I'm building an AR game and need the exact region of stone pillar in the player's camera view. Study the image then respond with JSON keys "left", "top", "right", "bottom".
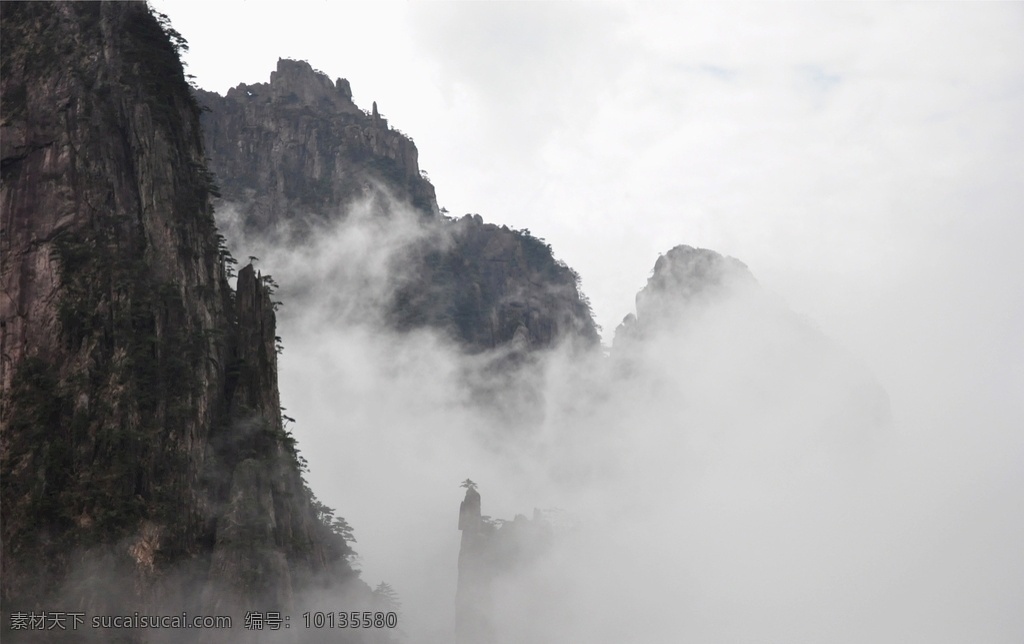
{"left": 456, "top": 486, "right": 492, "bottom": 643}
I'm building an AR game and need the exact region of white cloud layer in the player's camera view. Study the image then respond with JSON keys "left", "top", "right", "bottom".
{"left": 155, "top": 2, "right": 1024, "bottom": 641}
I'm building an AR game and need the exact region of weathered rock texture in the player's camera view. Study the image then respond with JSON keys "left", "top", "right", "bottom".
{"left": 197, "top": 61, "right": 600, "bottom": 354}
{"left": 197, "top": 58, "right": 438, "bottom": 236}
{"left": 1, "top": 4, "right": 364, "bottom": 641}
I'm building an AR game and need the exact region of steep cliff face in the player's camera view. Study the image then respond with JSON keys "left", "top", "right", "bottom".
{"left": 197, "top": 60, "right": 599, "bottom": 354}
{"left": 1, "top": 0, "right": 229, "bottom": 611}
{"left": 1, "top": 3, "right": 361, "bottom": 638}
{"left": 197, "top": 58, "right": 438, "bottom": 235}
{"left": 203, "top": 264, "right": 362, "bottom": 621}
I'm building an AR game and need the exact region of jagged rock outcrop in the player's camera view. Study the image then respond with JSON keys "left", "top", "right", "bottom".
{"left": 1, "top": 4, "right": 364, "bottom": 640}
{"left": 456, "top": 486, "right": 491, "bottom": 644}
{"left": 198, "top": 61, "right": 599, "bottom": 355}
{"left": 455, "top": 485, "right": 554, "bottom": 644}
{"left": 198, "top": 62, "right": 600, "bottom": 354}
{"left": 196, "top": 58, "right": 438, "bottom": 236}
{"left": 202, "top": 264, "right": 362, "bottom": 624}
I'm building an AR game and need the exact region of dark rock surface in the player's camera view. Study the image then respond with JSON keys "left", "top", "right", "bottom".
{"left": 197, "top": 58, "right": 438, "bottom": 236}
{"left": 392, "top": 214, "right": 600, "bottom": 353}
{"left": 197, "top": 60, "right": 600, "bottom": 355}
{"left": 0, "top": 4, "right": 367, "bottom": 640}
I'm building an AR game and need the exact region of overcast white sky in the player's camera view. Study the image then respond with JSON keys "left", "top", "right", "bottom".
{"left": 153, "top": 1, "right": 1022, "bottom": 352}
{"left": 151, "top": 2, "right": 1024, "bottom": 641}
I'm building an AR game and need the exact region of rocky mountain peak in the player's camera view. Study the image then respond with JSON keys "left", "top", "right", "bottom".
{"left": 226, "top": 58, "right": 361, "bottom": 117}
{"left": 198, "top": 58, "right": 438, "bottom": 233}
{"left": 646, "top": 244, "right": 755, "bottom": 304}
{"left": 199, "top": 60, "right": 598, "bottom": 356}
{"left": 614, "top": 243, "right": 891, "bottom": 432}
{"left": 616, "top": 244, "right": 756, "bottom": 344}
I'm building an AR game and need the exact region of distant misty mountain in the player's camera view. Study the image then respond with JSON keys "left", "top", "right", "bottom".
{"left": 615, "top": 244, "right": 891, "bottom": 435}
{"left": 196, "top": 60, "right": 888, "bottom": 434}
{"left": 197, "top": 59, "right": 599, "bottom": 354}
{"left": 615, "top": 244, "right": 757, "bottom": 345}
